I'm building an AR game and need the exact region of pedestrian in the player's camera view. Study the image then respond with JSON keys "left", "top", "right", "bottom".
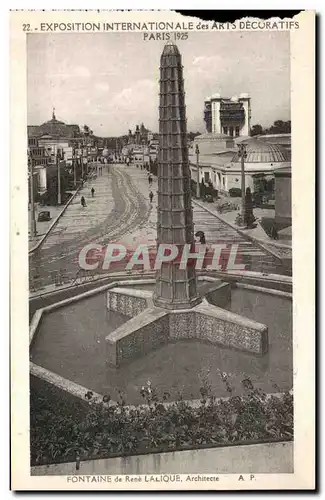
{"left": 271, "top": 224, "right": 279, "bottom": 240}
{"left": 148, "top": 174, "right": 152, "bottom": 185}
{"left": 149, "top": 190, "right": 154, "bottom": 203}
{"left": 91, "top": 187, "right": 95, "bottom": 198}
{"left": 81, "top": 196, "right": 86, "bottom": 207}
{"left": 195, "top": 230, "right": 206, "bottom": 244}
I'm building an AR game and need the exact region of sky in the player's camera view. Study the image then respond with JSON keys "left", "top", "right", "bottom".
{"left": 27, "top": 31, "right": 290, "bottom": 137}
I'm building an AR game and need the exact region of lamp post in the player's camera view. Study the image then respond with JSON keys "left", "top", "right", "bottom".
{"left": 238, "top": 143, "right": 247, "bottom": 220}
{"left": 73, "top": 149, "right": 77, "bottom": 189}
{"left": 56, "top": 145, "right": 62, "bottom": 205}
{"left": 142, "top": 140, "right": 145, "bottom": 169}
{"left": 81, "top": 149, "right": 84, "bottom": 180}
{"left": 28, "top": 152, "right": 37, "bottom": 237}
{"left": 195, "top": 143, "right": 200, "bottom": 199}
{"left": 83, "top": 128, "right": 89, "bottom": 176}
{"left": 86, "top": 144, "right": 89, "bottom": 175}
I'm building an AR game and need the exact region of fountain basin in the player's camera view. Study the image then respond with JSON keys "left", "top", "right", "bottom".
{"left": 30, "top": 277, "right": 292, "bottom": 405}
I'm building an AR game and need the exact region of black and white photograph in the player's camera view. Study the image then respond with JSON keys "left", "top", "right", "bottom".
{"left": 10, "top": 9, "right": 315, "bottom": 490}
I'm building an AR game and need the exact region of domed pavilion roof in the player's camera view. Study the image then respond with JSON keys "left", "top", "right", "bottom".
{"left": 231, "top": 138, "right": 290, "bottom": 163}
{"left": 28, "top": 109, "right": 81, "bottom": 139}
{"left": 195, "top": 133, "right": 231, "bottom": 142}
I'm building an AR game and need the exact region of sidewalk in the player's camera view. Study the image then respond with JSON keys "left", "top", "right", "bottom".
{"left": 195, "top": 198, "right": 292, "bottom": 260}
{"left": 40, "top": 166, "right": 113, "bottom": 250}
{"left": 28, "top": 203, "right": 64, "bottom": 251}
{"left": 112, "top": 167, "right": 292, "bottom": 266}
{"left": 220, "top": 207, "right": 292, "bottom": 247}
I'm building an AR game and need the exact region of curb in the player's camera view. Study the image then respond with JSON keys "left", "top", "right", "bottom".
{"left": 193, "top": 200, "right": 292, "bottom": 258}
{"left": 252, "top": 240, "right": 292, "bottom": 262}
{"left": 29, "top": 271, "right": 156, "bottom": 300}
{"left": 29, "top": 267, "right": 292, "bottom": 302}
{"left": 30, "top": 359, "right": 293, "bottom": 415}
{"left": 28, "top": 185, "right": 82, "bottom": 255}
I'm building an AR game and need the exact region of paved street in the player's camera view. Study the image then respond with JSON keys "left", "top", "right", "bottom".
{"left": 29, "top": 163, "right": 151, "bottom": 289}
{"left": 29, "top": 163, "right": 291, "bottom": 291}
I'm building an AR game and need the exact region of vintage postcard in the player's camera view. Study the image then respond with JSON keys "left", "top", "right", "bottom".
{"left": 10, "top": 9, "right": 315, "bottom": 490}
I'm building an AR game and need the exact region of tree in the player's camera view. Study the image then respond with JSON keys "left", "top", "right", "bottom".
{"left": 188, "top": 131, "right": 202, "bottom": 141}
{"left": 267, "top": 120, "right": 291, "bottom": 134}
{"left": 253, "top": 173, "right": 267, "bottom": 193}
{"left": 150, "top": 157, "right": 158, "bottom": 176}
{"left": 251, "top": 124, "right": 264, "bottom": 136}
{"left": 250, "top": 120, "right": 291, "bottom": 136}
{"left": 244, "top": 187, "right": 255, "bottom": 228}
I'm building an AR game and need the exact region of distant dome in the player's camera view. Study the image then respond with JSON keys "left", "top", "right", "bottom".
{"left": 230, "top": 95, "right": 239, "bottom": 102}
{"left": 195, "top": 132, "right": 230, "bottom": 141}
{"left": 38, "top": 117, "right": 67, "bottom": 138}
{"left": 193, "top": 133, "right": 235, "bottom": 155}
{"left": 231, "top": 139, "right": 290, "bottom": 163}
{"left": 36, "top": 115, "right": 80, "bottom": 139}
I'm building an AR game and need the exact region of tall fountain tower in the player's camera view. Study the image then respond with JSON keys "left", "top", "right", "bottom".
{"left": 104, "top": 42, "right": 268, "bottom": 367}
{"left": 153, "top": 42, "right": 202, "bottom": 310}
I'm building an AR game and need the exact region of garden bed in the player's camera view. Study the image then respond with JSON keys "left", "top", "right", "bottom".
{"left": 30, "top": 375, "right": 293, "bottom": 467}
{"left": 260, "top": 217, "right": 291, "bottom": 238}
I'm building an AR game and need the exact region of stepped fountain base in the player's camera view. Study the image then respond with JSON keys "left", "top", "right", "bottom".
{"left": 106, "top": 283, "right": 268, "bottom": 366}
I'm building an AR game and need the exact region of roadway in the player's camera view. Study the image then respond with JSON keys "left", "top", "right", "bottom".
{"left": 29, "top": 163, "right": 291, "bottom": 296}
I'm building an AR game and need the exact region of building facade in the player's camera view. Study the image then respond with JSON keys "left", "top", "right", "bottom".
{"left": 189, "top": 138, "right": 291, "bottom": 196}
{"left": 204, "top": 93, "right": 251, "bottom": 137}
{"left": 28, "top": 137, "right": 52, "bottom": 198}
{"left": 128, "top": 123, "right": 152, "bottom": 146}
{"left": 28, "top": 111, "right": 87, "bottom": 201}
{"left": 28, "top": 110, "right": 84, "bottom": 166}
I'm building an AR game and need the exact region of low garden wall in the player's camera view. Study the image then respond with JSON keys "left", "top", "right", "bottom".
{"left": 30, "top": 372, "right": 293, "bottom": 468}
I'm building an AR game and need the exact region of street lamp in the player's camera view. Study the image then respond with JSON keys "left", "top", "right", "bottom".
{"left": 56, "top": 146, "right": 62, "bottom": 205}
{"left": 73, "top": 149, "right": 77, "bottom": 189}
{"left": 81, "top": 146, "right": 84, "bottom": 180}
{"left": 83, "top": 128, "right": 90, "bottom": 176}
{"left": 237, "top": 143, "right": 248, "bottom": 220}
{"left": 195, "top": 144, "right": 200, "bottom": 199}
{"left": 86, "top": 144, "right": 89, "bottom": 175}
{"left": 142, "top": 140, "right": 145, "bottom": 169}
{"left": 28, "top": 152, "right": 37, "bottom": 237}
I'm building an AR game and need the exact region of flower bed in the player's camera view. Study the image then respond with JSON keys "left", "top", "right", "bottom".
{"left": 30, "top": 375, "right": 293, "bottom": 467}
